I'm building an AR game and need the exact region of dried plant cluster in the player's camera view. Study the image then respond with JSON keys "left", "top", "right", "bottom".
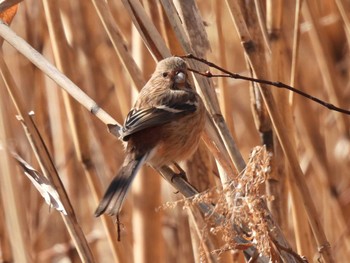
{"left": 177, "top": 146, "right": 272, "bottom": 259}
{"left": 229, "top": 147, "right": 272, "bottom": 257}
{"left": 0, "top": 1, "right": 350, "bottom": 263}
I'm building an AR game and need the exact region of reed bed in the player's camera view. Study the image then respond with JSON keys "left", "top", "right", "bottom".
{"left": 0, "top": 1, "right": 349, "bottom": 262}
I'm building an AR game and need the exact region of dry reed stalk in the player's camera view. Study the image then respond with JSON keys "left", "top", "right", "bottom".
{"left": 0, "top": 79, "right": 32, "bottom": 263}
{"left": 223, "top": 2, "right": 300, "bottom": 262}
{"left": 265, "top": 0, "right": 289, "bottom": 231}
{"left": 291, "top": 96, "right": 325, "bottom": 259}
{"left": 290, "top": 0, "right": 302, "bottom": 88}
{"left": 130, "top": 27, "right": 163, "bottom": 263}
{"left": 287, "top": 1, "right": 315, "bottom": 258}
{"left": 165, "top": 1, "right": 238, "bottom": 182}
{"left": 0, "top": 199, "right": 12, "bottom": 262}
{"left": 131, "top": 166, "right": 163, "bottom": 263}
{"left": 302, "top": 1, "right": 348, "bottom": 134}
{"left": 187, "top": 207, "right": 219, "bottom": 263}
{"left": 173, "top": 0, "right": 211, "bottom": 57}
{"left": 297, "top": 94, "right": 350, "bottom": 254}
{"left": 300, "top": 0, "right": 350, "bottom": 256}
{"left": 335, "top": 0, "right": 350, "bottom": 37}
{"left": 159, "top": 3, "right": 183, "bottom": 55}
{"left": 168, "top": 4, "right": 240, "bottom": 262}
{"left": 214, "top": 0, "right": 238, "bottom": 140}
{"left": 175, "top": 210, "right": 197, "bottom": 263}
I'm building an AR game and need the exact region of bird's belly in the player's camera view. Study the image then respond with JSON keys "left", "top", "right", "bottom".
{"left": 148, "top": 113, "right": 205, "bottom": 167}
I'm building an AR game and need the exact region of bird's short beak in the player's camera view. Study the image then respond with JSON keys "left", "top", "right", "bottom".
{"left": 173, "top": 71, "right": 186, "bottom": 84}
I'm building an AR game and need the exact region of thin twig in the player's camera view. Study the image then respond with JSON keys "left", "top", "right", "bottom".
{"left": 182, "top": 54, "right": 350, "bottom": 115}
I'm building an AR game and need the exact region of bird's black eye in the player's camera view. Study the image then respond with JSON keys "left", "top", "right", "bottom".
{"left": 162, "top": 72, "right": 168, "bottom": 78}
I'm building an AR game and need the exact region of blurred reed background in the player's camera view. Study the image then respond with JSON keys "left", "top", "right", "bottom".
{"left": 0, "top": 0, "right": 350, "bottom": 262}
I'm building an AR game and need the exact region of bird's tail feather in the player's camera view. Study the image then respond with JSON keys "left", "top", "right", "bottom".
{"left": 95, "top": 154, "right": 148, "bottom": 217}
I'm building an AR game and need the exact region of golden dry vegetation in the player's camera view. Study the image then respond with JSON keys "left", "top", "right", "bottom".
{"left": 0, "top": 0, "right": 350, "bottom": 263}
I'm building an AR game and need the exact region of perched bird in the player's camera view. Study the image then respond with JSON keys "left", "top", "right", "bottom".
{"left": 95, "top": 57, "right": 206, "bottom": 217}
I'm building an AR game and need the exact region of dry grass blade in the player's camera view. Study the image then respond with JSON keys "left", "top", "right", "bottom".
{"left": 11, "top": 151, "right": 66, "bottom": 215}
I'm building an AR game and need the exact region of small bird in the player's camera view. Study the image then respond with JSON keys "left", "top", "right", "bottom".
{"left": 95, "top": 57, "right": 206, "bottom": 217}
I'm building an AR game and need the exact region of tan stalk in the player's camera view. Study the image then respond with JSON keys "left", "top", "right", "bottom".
{"left": 183, "top": 142, "right": 214, "bottom": 263}
{"left": 335, "top": 0, "right": 350, "bottom": 45}
{"left": 254, "top": 0, "right": 271, "bottom": 53}
{"left": 0, "top": 205, "right": 12, "bottom": 262}
{"left": 0, "top": 75, "right": 32, "bottom": 263}
{"left": 290, "top": 0, "right": 302, "bottom": 88}
{"left": 288, "top": 0, "right": 314, "bottom": 259}
{"left": 297, "top": 96, "right": 350, "bottom": 253}
{"left": 302, "top": 1, "right": 348, "bottom": 134}
{"left": 266, "top": 0, "right": 289, "bottom": 231}
{"left": 214, "top": 0, "right": 237, "bottom": 139}
{"left": 225, "top": 1, "right": 334, "bottom": 262}
{"left": 131, "top": 22, "right": 163, "bottom": 263}
{"left": 187, "top": 207, "right": 219, "bottom": 263}
{"left": 290, "top": 1, "right": 315, "bottom": 259}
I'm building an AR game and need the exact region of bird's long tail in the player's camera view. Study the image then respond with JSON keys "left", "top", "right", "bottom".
{"left": 95, "top": 154, "right": 148, "bottom": 217}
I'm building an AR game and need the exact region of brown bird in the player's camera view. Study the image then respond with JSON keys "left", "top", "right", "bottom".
{"left": 95, "top": 57, "right": 206, "bottom": 217}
